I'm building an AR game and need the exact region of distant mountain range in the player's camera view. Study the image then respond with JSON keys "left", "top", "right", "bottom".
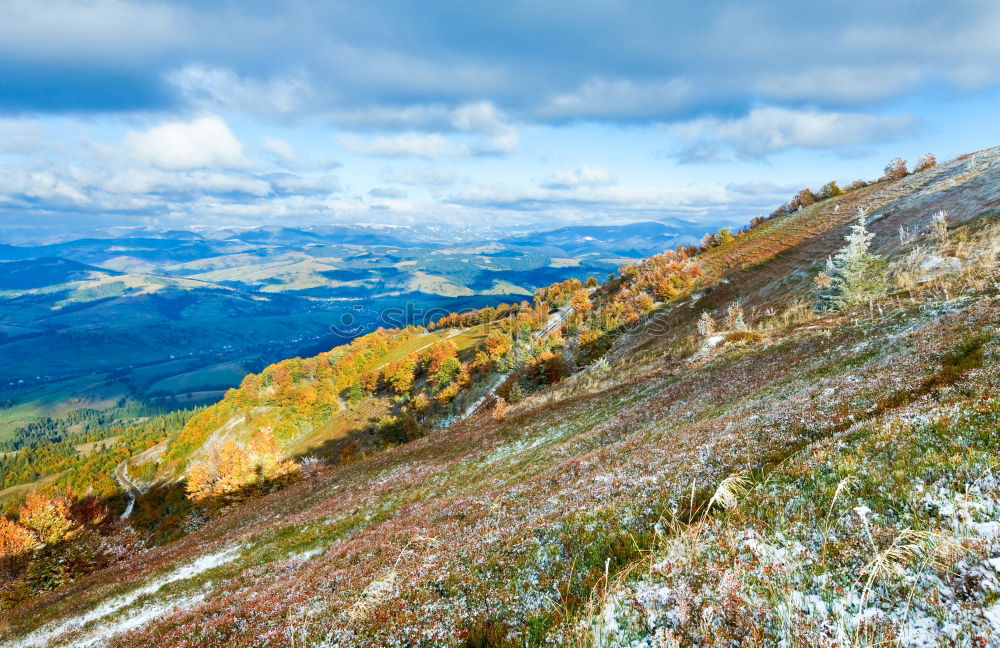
{"left": 0, "top": 219, "right": 717, "bottom": 433}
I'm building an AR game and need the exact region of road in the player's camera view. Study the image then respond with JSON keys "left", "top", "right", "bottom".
{"left": 450, "top": 301, "right": 576, "bottom": 424}
{"left": 115, "top": 461, "right": 143, "bottom": 519}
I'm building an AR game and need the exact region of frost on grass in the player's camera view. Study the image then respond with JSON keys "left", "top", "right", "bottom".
{"left": 10, "top": 546, "right": 241, "bottom": 648}
{"left": 582, "top": 402, "right": 1000, "bottom": 647}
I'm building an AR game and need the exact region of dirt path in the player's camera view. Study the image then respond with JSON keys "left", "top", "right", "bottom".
{"left": 115, "top": 461, "right": 142, "bottom": 519}
{"left": 451, "top": 301, "right": 576, "bottom": 423}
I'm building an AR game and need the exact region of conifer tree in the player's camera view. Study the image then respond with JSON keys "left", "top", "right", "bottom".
{"left": 815, "top": 208, "right": 887, "bottom": 311}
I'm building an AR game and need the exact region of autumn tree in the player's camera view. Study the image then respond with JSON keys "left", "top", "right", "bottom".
{"left": 723, "top": 303, "right": 748, "bottom": 331}
{"left": 434, "top": 356, "right": 461, "bottom": 388}
{"left": 248, "top": 427, "right": 297, "bottom": 481}
{"left": 213, "top": 439, "right": 257, "bottom": 497}
{"left": 185, "top": 461, "right": 215, "bottom": 502}
{"left": 383, "top": 353, "right": 418, "bottom": 395}
{"left": 931, "top": 210, "right": 949, "bottom": 246}
{"left": 914, "top": 153, "right": 936, "bottom": 172}
{"left": 492, "top": 397, "right": 508, "bottom": 421}
{"left": 818, "top": 181, "right": 841, "bottom": 199}
{"left": 18, "top": 492, "right": 76, "bottom": 545}
{"left": 797, "top": 188, "right": 817, "bottom": 207}
{"left": 423, "top": 339, "right": 458, "bottom": 376}
{"left": 484, "top": 332, "right": 512, "bottom": 360}
{"left": 0, "top": 517, "right": 39, "bottom": 559}
{"left": 881, "top": 157, "right": 908, "bottom": 181}
{"left": 570, "top": 289, "right": 593, "bottom": 316}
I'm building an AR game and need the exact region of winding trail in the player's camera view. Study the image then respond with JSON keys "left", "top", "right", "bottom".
{"left": 450, "top": 301, "right": 576, "bottom": 424}
{"left": 115, "top": 461, "right": 143, "bottom": 519}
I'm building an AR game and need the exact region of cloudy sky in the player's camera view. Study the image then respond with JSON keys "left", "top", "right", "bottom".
{"left": 2, "top": 0, "right": 1000, "bottom": 238}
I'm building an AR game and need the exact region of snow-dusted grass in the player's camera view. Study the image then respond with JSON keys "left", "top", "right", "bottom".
{"left": 574, "top": 399, "right": 1000, "bottom": 647}
{"left": 10, "top": 546, "right": 241, "bottom": 648}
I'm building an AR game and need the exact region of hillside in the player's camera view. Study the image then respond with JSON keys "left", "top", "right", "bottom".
{"left": 2, "top": 148, "right": 1000, "bottom": 647}
{"left": 0, "top": 220, "right": 711, "bottom": 432}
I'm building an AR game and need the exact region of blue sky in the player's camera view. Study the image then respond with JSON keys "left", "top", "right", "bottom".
{"left": 1, "top": 0, "right": 999, "bottom": 238}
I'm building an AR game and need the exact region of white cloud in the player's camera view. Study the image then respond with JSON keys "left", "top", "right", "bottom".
{"left": 0, "top": 168, "right": 90, "bottom": 205}
{"left": 755, "top": 65, "right": 925, "bottom": 104}
{"left": 124, "top": 115, "right": 249, "bottom": 170}
{"left": 543, "top": 165, "right": 616, "bottom": 188}
{"left": 338, "top": 132, "right": 463, "bottom": 159}
{"left": 105, "top": 168, "right": 271, "bottom": 197}
{"left": 0, "top": 0, "right": 182, "bottom": 62}
{"left": 167, "top": 65, "right": 312, "bottom": 116}
{"left": 269, "top": 173, "right": 341, "bottom": 195}
{"left": 448, "top": 179, "right": 790, "bottom": 223}
{"left": 0, "top": 118, "right": 47, "bottom": 154}
{"left": 380, "top": 166, "right": 464, "bottom": 187}
{"left": 261, "top": 137, "right": 297, "bottom": 164}
{"left": 667, "top": 106, "right": 918, "bottom": 162}
{"left": 541, "top": 77, "right": 692, "bottom": 121}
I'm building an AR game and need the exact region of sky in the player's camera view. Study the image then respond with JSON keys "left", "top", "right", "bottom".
{"left": 2, "top": 0, "right": 1000, "bottom": 239}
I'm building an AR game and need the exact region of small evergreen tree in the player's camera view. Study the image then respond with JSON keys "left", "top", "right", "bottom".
{"left": 724, "top": 303, "right": 748, "bottom": 331}
{"left": 697, "top": 311, "right": 716, "bottom": 339}
{"left": 815, "top": 208, "right": 887, "bottom": 311}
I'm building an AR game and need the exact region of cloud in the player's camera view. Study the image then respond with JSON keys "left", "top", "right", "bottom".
{"left": 336, "top": 101, "right": 519, "bottom": 158}
{"left": 369, "top": 187, "right": 407, "bottom": 199}
{"left": 124, "top": 115, "right": 249, "bottom": 170}
{"left": 105, "top": 169, "right": 271, "bottom": 197}
{"left": 380, "top": 166, "right": 464, "bottom": 187}
{"left": 540, "top": 78, "right": 693, "bottom": 122}
{"left": 2, "top": 1, "right": 1000, "bottom": 123}
{"left": 167, "top": 65, "right": 313, "bottom": 117}
{"left": 338, "top": 132, "right": 461, "bottom": 159}
{"left": 0, "top": 118, "right": 47, "bottom": 154}
{"left": 268, "top": 173, "right": 341, "bottom": 195}
{"left": 543, "top": 165, "right": 616, "bottom": 189}
{"left": 261, "top": 137, "right": 297, "bottom": 165}
{"left": 447, "top": 177, "right": 792, "bottom": 226}
{"left": 666, "top": 106, "right": 919, "bottom": 162}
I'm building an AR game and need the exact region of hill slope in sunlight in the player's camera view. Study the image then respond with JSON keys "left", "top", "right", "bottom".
{"left": 3, "top": 148, "right": 1000, "bottom": 647}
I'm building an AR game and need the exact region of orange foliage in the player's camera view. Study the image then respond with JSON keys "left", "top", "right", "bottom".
{"left": 0, "top": 517, "right": 39, "bottom": 558}
{"left": 18, "top": 491, "right": 76, "bottom": 545}
{"left": 484, "top": 332, "right": 513, "bottom": 360}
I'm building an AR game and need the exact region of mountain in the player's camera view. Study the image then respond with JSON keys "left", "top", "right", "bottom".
{"left": 500, "top": 220, "right": 708, "bottom": 257}
{"left": 0, "top": 258, "right": 120, "bottom": 290}
{"left": 3, "top": 147, "right": 1000, "bottom": 646}
{"left": 0, "top": 220, "right": 713, "bottom": 432}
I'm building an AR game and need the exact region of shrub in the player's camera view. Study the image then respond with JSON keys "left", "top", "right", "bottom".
{"left": 881, "top": 157, "right": 908, "bottom": 181}
{"left": 914, "top": 153, "right": 937, "bottom": 172}
{"left": 931, "top": 210, "right": 949, "bottom": 246}
{"left": 818, "top": 181, "right": 842, "bottom": 199}
{"left": 797, "top": 188, "right": 816, "bottom": 207}
{"left": 723, "top": 303, "right": 748, "bottom": 331}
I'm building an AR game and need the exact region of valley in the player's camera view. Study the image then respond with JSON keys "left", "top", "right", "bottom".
{"left": 0, "top": 220, "right": 711, "bottom": 436}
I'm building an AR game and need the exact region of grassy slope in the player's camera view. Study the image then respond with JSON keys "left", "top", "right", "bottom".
{"left": 4, "top": 148, "right": 1000, "bottom": 647}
